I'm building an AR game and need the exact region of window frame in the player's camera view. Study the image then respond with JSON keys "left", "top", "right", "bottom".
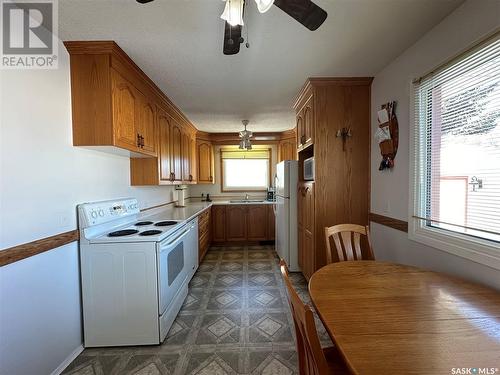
{"left": 220, "top": 148, "right": 272, "bottom": 192}
{"left": 409, "top": 33, "right": 500, "bottom": 271}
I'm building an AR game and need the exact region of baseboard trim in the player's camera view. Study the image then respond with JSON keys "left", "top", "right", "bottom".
{"left": 51, "top": 344, "right": 84, "bottom": 375}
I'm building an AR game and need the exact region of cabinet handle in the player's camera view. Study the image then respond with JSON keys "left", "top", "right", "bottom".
{"left": 189, "top": 174, "right": 193, "bottom": 182}
{"left": 137, "top": 133, "right": 141, "bottom": 147}
{"left": 140, "top": 135, "right": 145, "bottom": 148}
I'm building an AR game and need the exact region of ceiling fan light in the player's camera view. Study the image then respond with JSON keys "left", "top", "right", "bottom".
{"left": 221, "top": 0, "right": 244, "bottom": 26}
{"left": 254, "top": 0, "right": 274, "bottom": 13}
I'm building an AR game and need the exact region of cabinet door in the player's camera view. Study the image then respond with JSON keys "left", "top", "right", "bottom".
{"left": 226, "top": 206, "right": 247, "bottom": 241}
{"left": 247, "top": 205, "right": 268, "bottom": 241}
{"left": 157, "top": 108, "right": 172, "bottom": 182}
{"left": 197, "top": 140, "right": 214, "bottom": 183}
{"left": 181, "top": 130, "right": 191, "bottom": 182}
{"left": 279, "top": 140, "right": 296, "bottom": 162}
{"left": 303, "top": 182, "right": 315, "bottom": 234}
{"left": 296, "top": 112, "right": 304, "bottom": 149}
{"left": 303, "top": 229, "right": 315, "bottom": 280}
{"left": 303, "top": 97, "right": 314, "bottom": 147}
{"left": 298, "top": 182, "right": 314, "bottom": 279}
{"left": 111, "top": 70, "right": 138, "bottom": 151}
{"left": 190, "top": 133, "right": 197, "bottom": 184}
{"left": 267, "top": 204, "right": 275, "bottom": 241}
{"left": 212, "top": 206, "right": 226, "bottom": 242}
{"left": 170, "top": 121, "right": 183, "bottom": 183}
{"left": 136, "top": 93, "right": 157, "bottom": 156}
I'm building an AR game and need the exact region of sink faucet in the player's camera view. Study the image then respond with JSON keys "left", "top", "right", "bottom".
{"left": 245, "top": 194, "right": 249, "bottom": 201}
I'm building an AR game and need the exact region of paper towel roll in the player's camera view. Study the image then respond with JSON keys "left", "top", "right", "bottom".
{"left": 176, "top": 189, "right": 185, "bottom": 207}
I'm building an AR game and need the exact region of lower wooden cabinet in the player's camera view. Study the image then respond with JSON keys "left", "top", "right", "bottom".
{"left": 212, "top": 205, "right": 227, "bottom": 242}
{"left": 226, "top": 206, "right": 247, "bottom": 241}
{"left": 267, "top": 204, "right": 275, "bottom": 240}
{"left": 198, "top": 208, "right": 211, "bottom": 262}
{"left": 298, "top": 182, "right": 315, "bottom": 280}
{"left": 247, "top": 205, "right": 268, "bottom": 241}
{"left": 212, "top": 204, "right": 275, "bottom": 243}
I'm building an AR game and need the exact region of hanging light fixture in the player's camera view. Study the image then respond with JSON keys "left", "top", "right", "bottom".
{"left": 254, "top": 0, "right": 274, "bottom": 13}
{"left": 220, "top": 0, "right": 245, "bottom": 26}
{"left": 239, "top": 120, "right": 253, "bottom": 150}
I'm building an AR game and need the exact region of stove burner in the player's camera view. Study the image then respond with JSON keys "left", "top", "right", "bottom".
{"left": 154, "top": 221, "right": 178, "bottom": 227}
{"left": 108, "top": 229, "right": 139, "bottom": 237}
{"left": 139, "top": 230, "right": 162, "bottom": 236}
{"left": 135, "top": 221, "right": 153, "bottom": 226}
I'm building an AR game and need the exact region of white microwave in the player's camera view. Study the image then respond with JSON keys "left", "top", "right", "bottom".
{"left": 303, "top": 157, "right": 315, "bottom": 181}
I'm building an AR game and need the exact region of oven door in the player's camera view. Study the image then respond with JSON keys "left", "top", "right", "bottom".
{"left": 157, "top": 224, "right": 192, "bottom": 316}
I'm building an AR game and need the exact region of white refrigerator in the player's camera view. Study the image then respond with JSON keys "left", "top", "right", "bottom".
{"left": 275, "top": 160, "right": 299, "bottom": 272}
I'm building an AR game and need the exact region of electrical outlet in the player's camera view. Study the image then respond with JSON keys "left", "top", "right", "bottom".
{"left": 56, "top": 211, "right": 70, "bottom": 229}
{"left": 384, "top": 200, "right": 391, "bottom": 213}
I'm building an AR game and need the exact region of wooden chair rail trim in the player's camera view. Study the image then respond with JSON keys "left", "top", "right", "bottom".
{"left": 0, "top": 230, "right": 80, "bottom": 267}
{"left": 0, "top": 199, "right": 187, "bottom": 267}
{"left": 369, "top": 212, "right": 408, "bottom": 232}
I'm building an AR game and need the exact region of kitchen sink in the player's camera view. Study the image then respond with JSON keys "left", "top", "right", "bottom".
{"left": 229, "top": 199, "right": 266, "bottom": 203}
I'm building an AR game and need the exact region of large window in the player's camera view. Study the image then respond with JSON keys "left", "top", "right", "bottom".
{"left": 411, "top": 34, "right": 500, "bottom": 268}
{"left": 221, "top": 148, "right": 271, "bottom": 191}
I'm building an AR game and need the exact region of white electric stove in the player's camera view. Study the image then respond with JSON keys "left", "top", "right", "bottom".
{"left": 78, "top": 198, "right": 198, "bottom": 347}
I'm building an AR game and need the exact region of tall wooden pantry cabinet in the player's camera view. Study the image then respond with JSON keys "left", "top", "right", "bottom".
{"left": 295, "top": 78, "right": 372, "bottom": 280}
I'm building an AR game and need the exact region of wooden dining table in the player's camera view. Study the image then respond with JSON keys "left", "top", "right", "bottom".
{"left": 309, "top": 261, "right": 500, "bottom": 375}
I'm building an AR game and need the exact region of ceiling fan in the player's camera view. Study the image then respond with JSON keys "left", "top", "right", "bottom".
{"left": 136, "top": 0, "right": 328, "bottom": 55}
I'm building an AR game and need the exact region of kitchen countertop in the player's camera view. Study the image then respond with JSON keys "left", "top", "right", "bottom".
{"left": 141, "top": 200, "right": 275, "bottom": 225}
{"left": 210, "top": 200, "right": 275, "bottom": 205}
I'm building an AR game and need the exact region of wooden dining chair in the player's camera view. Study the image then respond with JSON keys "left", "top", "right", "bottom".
{"left": 324, "top": 224, "right": 374, "bottom": 264}
{"left": 279, "top": 259, "right": 349, "bottom": 375}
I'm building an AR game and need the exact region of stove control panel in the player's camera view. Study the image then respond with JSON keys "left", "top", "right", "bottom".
{"left": 79, "top": 198, "right": 140, "bottom": 226}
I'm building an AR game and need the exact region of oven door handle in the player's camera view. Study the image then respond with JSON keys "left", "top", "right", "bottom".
{"left": 160, "top": 226, "right": 191, "bottom": 250}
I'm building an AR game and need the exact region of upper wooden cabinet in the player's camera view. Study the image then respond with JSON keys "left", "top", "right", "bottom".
{"left": 65, "top": 41, "right": 160, "bottom": 157}
{"left": 65, "top": 41, "right": 198, "bottom": 185}
{"left": 158, "top": 107, "right": 172, "bottom": 183}
{"left": 278, "top": 129, "right": 297, "bottom": 162}
{"left": 111, "top": 70, "right": 139, "bottom": 151}
{"left": 190, "top": 133, "right": 197, "bottom": 184}
{"left": 196, "top": 139, "right": 215, "bottom": 184}
{"left": 296, "top": 93, "right": 314, "bottom": 151}
{"left": 136, "top": 91, "right": 157, "bottom": 156}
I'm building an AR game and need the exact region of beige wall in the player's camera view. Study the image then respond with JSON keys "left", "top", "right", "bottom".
{"left": 370, "top": 0, "right": 500, "bottom": 290}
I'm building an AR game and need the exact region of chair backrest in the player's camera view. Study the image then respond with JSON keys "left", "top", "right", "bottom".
{"left": 280, "top": 259, "right": 330, "bottom": 375}
{"left": 324, "top": 224, "right": 374, "bottom": 264}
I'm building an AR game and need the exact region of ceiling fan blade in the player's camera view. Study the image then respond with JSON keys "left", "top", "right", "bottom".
{"left": 223, "top": 22, "right": 243, "bottom": 55}
{"left": 136, "top": 0, "right": 155, "bottom": 3}
{"left": 273, "top": 0, "right": 327, "bottom": 31}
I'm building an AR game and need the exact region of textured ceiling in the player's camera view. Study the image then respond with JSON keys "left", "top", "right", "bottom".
{"left": 59, "top": 0, "right": 464, "bottom": 132}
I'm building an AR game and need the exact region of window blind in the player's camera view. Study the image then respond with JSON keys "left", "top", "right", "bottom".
{"left": 413, "top": 33, "right": 500, "bottom": 243}
{"left": 221, "top": 149, "right": 270, "bottom": 159}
